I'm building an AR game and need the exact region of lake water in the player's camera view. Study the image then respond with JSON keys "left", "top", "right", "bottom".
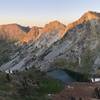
{"left": 47, "top": 69, "right": 75, "bottom": 84}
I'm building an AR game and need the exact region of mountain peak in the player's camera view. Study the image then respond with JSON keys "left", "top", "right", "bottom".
{"left": 43, "top": 20, "right": 66, "bottom": 32}
{"left": 47, "top": 20, "right": 62, "bottom": 25}
{"left": 65, "top": 11, "right": 100, "bottom": 32}
{"left": 82, "top": 11, "right": 100, "bottom": 20}
{"left": 42, "top": 20, "right": 66, "bottom": 38}
{"left": 44, "top": 20, "right": 65, "bottom": 28}
{"left": 0, "top": 23, "right": 31, "bottom": 41}
{"left": 85, "top": 11, "right": 97, "bottom": 15}
{"left": 20, "top": 26, "right": 41, "bottom": 43}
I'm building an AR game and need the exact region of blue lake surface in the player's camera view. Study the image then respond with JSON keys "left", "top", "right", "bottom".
{"left": 47, "top": 69, "right": 75, "bottom": 84}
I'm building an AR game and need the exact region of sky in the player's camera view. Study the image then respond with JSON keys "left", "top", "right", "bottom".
{"left": 0, "top": 0, "right": 100, "bottom": 26}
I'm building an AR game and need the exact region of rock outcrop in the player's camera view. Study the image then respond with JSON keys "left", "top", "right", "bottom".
{"left": 0, "top": 24, "right": 30, "bottom": 40}
{"left": 35, "top": 11, "right": 100, "bottom": 72}
{"left": 0, "top": 11, "right": 100, "bottom": 73}
{"left": 21, "top": 26, "right": 42, "bottom": 43}
{"left": 0, "top": 20, "right": 66, "bottom": 72}
{"left": 34, "top": 20, "right": 66, "bottom": 48}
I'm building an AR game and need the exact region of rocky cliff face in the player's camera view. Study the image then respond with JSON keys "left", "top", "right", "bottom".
{"left": 0, "top": 24, "right": 30, "bottom": 41}
{"left": 0, "top": 24, "right": 41, "bottom": 43}
{"left": 21, "top": 26, "right": 41, "bottom": 43}
{"left": 0, "top": 20, "right": 66, "bottom": 72}
{"left": 37, "top": 11, "right": 100, "bottom": 72}
{"left": 0, "top": 11, "right": 100, "bottom": 74}
{"left": 34, "top": 21, "right": 66, "bottom": 48}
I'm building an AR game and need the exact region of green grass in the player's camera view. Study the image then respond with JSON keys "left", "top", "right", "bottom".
{"left": 38, "top": 78, "right": 63, "bottom": 94}
{"left": 0, "top": 68, "right": 64, "bottom": 100}
{"left": 53, "top": 58, "right": 78, "bottom": 71}
{"left": 0, "top": 39, "right": 17, "bottom": 65}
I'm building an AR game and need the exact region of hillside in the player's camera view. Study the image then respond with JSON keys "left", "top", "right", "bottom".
{"left": 0, "top": 11, "right": 100, "bottom": 75}
{"left": 0, "top": 67, "right": 63, "bottom": 100}
{"left": 35, "top": 11, "right": 100, "bottom": 73}
{"left": 0, "top": 11, "right": 100, "bottom": 100}
{"left": 0, "top": 24, "right": 30, "bottom": 41}
{"left": 0, "top": 20, "right": 66, "bottom": 71}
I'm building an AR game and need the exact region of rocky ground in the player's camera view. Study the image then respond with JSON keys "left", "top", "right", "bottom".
{"left": 53, "top": 82, "right": 100, "bottom": 100}
{"left": 0, "top": 67, "right": 64, "bottom": 100}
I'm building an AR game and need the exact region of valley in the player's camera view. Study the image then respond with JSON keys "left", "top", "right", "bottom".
{"left": 0, "top": 11, "right": 100, "bottom": 100}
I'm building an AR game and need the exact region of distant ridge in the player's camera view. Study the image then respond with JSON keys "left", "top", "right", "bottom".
{"left": 65, "top": 11, "right": 100, "bottom": 32}
{"left": 0, "top": 11, "right": 100, "bottom": 72}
